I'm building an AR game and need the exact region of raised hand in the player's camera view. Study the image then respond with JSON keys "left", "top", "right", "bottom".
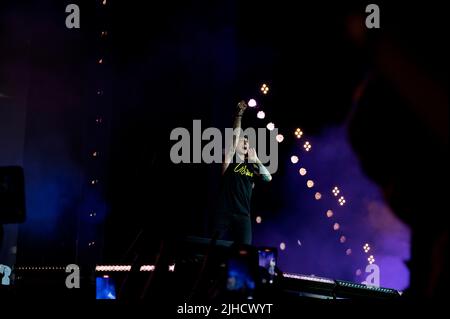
{"left": 236, "top": 100, "right": 248, "bottom": 116}
{"left": 248, "top": 147, "right": 259, "bottom": 163}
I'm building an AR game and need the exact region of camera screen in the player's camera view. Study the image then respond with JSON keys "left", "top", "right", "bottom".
{"left": 258, "top": 248, "right": 277, "bottom": 284}
{"left": 96, "top": 276, "right": 117, "bottom": 300}
{"left": 226, "top": 248, "right": 257, "bottom": 299}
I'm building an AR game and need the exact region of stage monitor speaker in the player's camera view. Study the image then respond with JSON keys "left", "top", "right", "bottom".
{"left": 0, "top": 166, "right": 26, "bottom": 224}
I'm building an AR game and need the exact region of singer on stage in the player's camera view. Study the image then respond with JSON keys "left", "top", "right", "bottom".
{"left": 212, "top": 101, "right": 272, "bottom": 245}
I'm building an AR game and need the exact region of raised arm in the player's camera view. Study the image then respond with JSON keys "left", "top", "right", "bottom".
{"left": 222, "top": 100, "right": 247, "bottom": 174}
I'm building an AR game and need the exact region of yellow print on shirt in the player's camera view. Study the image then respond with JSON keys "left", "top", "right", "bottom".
{"left": 234, "top": 163, "right": 254, "bottom": 177}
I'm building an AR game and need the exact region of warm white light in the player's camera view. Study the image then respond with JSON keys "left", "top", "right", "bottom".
{"left": 96, "top": 265, "right": 132, "bottom": 272}
{"left": 333, "top": 223, "right": 340, "bottom": 230}
{"left": 340, "top": 235, "right": 346, "bottom": 243}
{"left": 248, "top": 99, "right": 257, "bottom": 107}
{"left": 299, "top": 168, "right": 307, "bottom": 176}
{"left": 279, "top": 242, "right": 286, "bottom": 251}
{"left": 315, "top": 192, "right": 322, "bottom": 200}
{"left": 332, "top": 186, "right": 340, "bottom": 196}
{"left": 276, "top": 134, "right": 284, "bottom": 143}
{"left": 307, "top": 180, "right": 314, "bottom": 188}
{"left": 257, "top": 111, "right": 265, "bottom": 119}
{"left": 303, "top": 142, "right": 311, "bottom": 152}
{"left": 326, "top": 210, "right": 333, "bottom": 218}
{"left": 294, "top": 128, "right": 303, "bottom": 139}
{"left": 256, "top": 216, "right": 262, "bottom": 224}
{"left": 266, "top": 122, "right": 275, "bottom": 131}
{"left": 291, "top": 155, "right": 299, "bottom": 164}
{"left": 140, "top": 265, "right": 156, "bottom": 272}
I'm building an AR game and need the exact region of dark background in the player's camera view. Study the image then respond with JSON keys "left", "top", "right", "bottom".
{"left": 0, "top": 0, "right": 447, "bottom": 298}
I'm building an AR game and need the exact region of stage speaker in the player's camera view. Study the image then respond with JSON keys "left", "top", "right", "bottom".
{"left": 0, "top": 166, "right": 26, "bottom": 224}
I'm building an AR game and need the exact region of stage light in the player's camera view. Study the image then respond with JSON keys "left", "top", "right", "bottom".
{"left": 98, "top": 58, "right": 103, "bottom": 64}
{"left": 257, "top": 111, "right": 265, "bottom": 119}
{"left": 102, "top": 0, "right": 107, "bottom": 5}
{"left": 333, "top": 223, "right": 340, "bottom": 230}
{"left": 326, "top": 210, "right": 333, "bottom": 218}
{"left": 297, "top": 240, "right": 302, "bottom": 246}
{"left": 307, "top": 180, "right": 314, "bottom": 188}
{"left": 346, "top": 248, "right": 352, "bottom": 255}
{"left": 279, "top": 242, "right": 286, "bottom": 251}
{"left": 363, "top": 243, "right": 371, "bottom": 253}
{"left": 96, "top": 265, "right": 132, "bottom": 272}
{"left": 101, "top": 31, "right": 107, "bottom": 37}
{"left": 97, "top": 90, "right": 103, "bottom": 95}
{"left": 340, "top": 235, "right": 346, "bottom": 243}
{"left": 299, "top": 168, "right": 307, "bottom": 176}
{"left": 338, "top": 196, "right": 346, "bottom": 206}
{"left": 140, "top": 265, "right": 155, "bottom": 272}
{"left": 261, "top": 84, "right": 269, "bottom": 94}
{"left": 315, "top": 192, "right": 322, "bottom": 200}
{"left": 266, "top": 122, "right": 275, "bottom": 131}
{"left": 248, "top": 99, "right": 257, "bottom": 107}
{"left": 294, "top": 128, "right": 303, "bottom": 139}
{"left": 303, "top": 141, "right": 311, "bottom": 152}
{"left": 91, "top": 179, "right": 99, "bottom": 185}
{"left": 114, "top": 265, "right": 128, "bottom": 271}
{"left": 95, "top": 117, "right": 103, "bottom": 124}
{"left": 256, "top": 216, "right": 262, "bottom": 224}
{"left": 282, "top": 273, "right": 335, "bottom": 284}
{"left": 291, "top": 155, "right": 299, "bottom": 164}
{"left": 168, "top": 264, "right": 175, "bottom": 272}
{"left": 89, "top": 212, "right": 96, "bottom": 217}
{"left": 276, "top": 134, "right": 284, "bottom": 143}
{"left": 92, "top": 151, "right": 98, "bottom": 157}
{"left": 368, "top": 255, "right": 375, "bottom": 264}
{"left": 332, "top": 186, "right": 340, "bottom": 196}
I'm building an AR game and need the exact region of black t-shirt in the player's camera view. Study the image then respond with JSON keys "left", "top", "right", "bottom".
{"left": 217, "top": 160, "right": 257, "bottom": 216}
